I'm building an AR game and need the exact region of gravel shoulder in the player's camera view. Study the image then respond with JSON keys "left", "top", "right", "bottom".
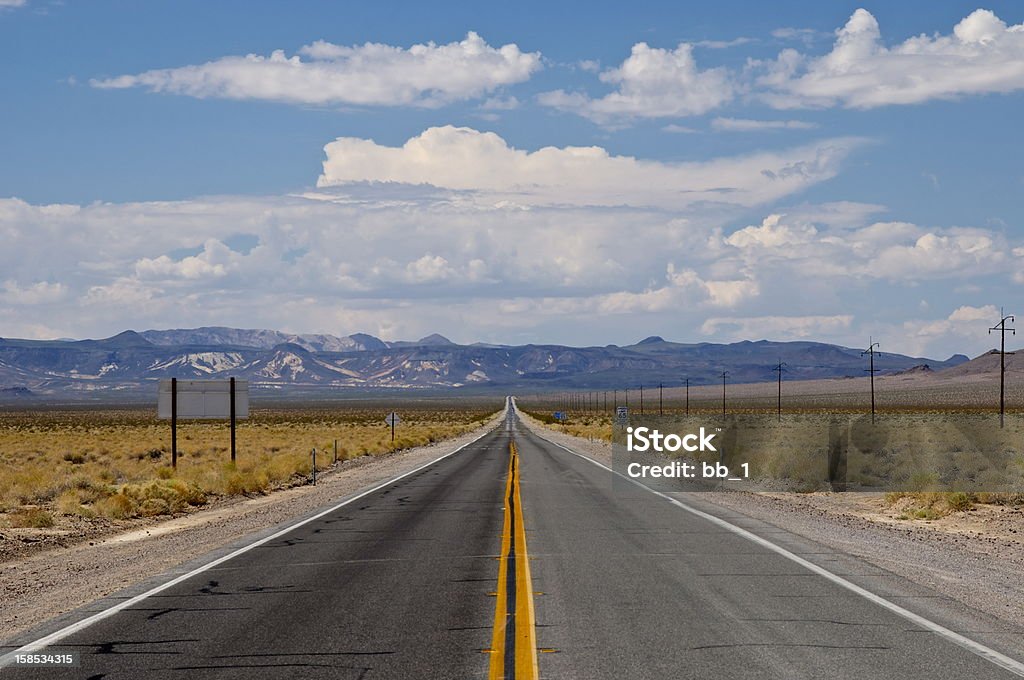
{"left": 0, "top": 408, "right": 505, "bottom": 642}
{"left": 516, "top": 409, "right": 1024, "bottom": 629}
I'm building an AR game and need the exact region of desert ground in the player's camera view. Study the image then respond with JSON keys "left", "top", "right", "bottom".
{"left": 519, "top": 363, "right": 1024, "bottom": 517}
{"left": 0, "top": 398, "right": 502, "bottom": 561}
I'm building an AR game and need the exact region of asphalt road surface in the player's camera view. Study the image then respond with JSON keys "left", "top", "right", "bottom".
{"left": 4, "top": 403, "right": 1024, "bottom": 679}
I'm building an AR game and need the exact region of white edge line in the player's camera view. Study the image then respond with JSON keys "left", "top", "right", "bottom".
{"left": 525, "top": 424, "right": 1024, "bottom": 678}
{"left": 0, "top": 417, "right": 502, "bottom": 668}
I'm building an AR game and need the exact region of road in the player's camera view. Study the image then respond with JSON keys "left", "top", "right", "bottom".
{"left": 4, "top": 402, "right": 1024, "bottom": 678}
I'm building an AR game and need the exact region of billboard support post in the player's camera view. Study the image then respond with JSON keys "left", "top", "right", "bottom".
{"left": 230, "top": 377, "right": 236, "bottom": 463}
{"left": 158, "top": 378, "right": 249, "bottom": 468}
{"left": 171, "top": 378, "right": 178, "bottom": 469}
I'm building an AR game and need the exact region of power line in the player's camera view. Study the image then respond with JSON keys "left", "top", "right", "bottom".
{"left": 862, "top": 338, "right": 881, "bottom": 423}
{"left": 772, "top": 360, "right": 787, "bottom": 422}
{"left": 989, "top": 309, "right": 1015, "bottom": 428}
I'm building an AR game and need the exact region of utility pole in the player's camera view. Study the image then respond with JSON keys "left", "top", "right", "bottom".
{"left": 989, "top": 310, "right": 1016, "bottom": 428}
{"left": 613, "top": 389, "right": 618, "bottom": 410}
{"left": 772, "top": 360, "right": 787, "bottom": 422}
{"left": 684, "top": 378, "right": 689, "bottom": 416}
{"left": 603, "top": 391, "right": 608, "bottom": 412}
{"left": 862, "top": 338, "right": 881, "bottom": 423}
{"left": 720, "top": 371, "right": 729, "bottom": 415}
{"left": 640, "top": 384, "right": 644, "bottom": 415}
{"left": 625, "top": 388, "right": 629, "bottom": 409}
{"left": 659, "top": 382, "right": 663, "bottom": 416}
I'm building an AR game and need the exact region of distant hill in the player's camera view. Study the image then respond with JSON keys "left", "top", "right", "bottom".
{"left": 938, "top": 349, "right": 1018, "bottom": 377}
{"left": 893, "top": 363, "right": 935, "bottom": 376}
{"left": 0, "top": 327, "right": 971, "bottom": 398}
{"left": 140, "top": 326, "right": 387, "bottom": 353}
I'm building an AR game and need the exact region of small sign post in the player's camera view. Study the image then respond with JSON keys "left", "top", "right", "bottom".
{"left": 158, "top": 379, "right": 249, "bottom": 468}
{"left": 230, "top": 377, "right": 236, "bottom": 462}
{"left": 171, "top": 378, "right": 177, "bottom": 468}
{"left": 384, "top": 412, "right": 401, "bottom": 442}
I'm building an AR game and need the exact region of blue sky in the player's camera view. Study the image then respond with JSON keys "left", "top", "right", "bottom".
{"left": 2, "top": 1, "right": 1023, "bottom": 357}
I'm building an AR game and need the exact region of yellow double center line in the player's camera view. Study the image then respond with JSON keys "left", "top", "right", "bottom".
{"left": 488, "top": 439, "right": 539, "bottom": 680}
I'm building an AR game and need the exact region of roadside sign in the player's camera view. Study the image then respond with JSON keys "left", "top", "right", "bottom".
{"left": 385, "top": 411, "right": 400, "bottom": 442}
{"left": 158, "top": 379, "right": 249, "bottom": 419}
{"left": 553, "top": 411, "right": 566, "bottom": 421}
{"left": 616, "top": 406, "right": 628, "bottom": 421}
{"left": 158, "top": 378, "right": 248, "bottom": 469}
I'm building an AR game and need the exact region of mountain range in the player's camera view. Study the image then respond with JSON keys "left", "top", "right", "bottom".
{"left": 0, "top": 326, "right": 973, "bottom": 400}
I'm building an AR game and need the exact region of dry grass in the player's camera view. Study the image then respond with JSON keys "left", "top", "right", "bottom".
{"left": 526, "top": 412, "right": 612, "bottom": 442}
{"left": 8, "top": 507, "right": 55, "bottom": 528}
{"left": 524, "top": 404, "right": 1024, "bottom": 504}
{"left": 885, "top": 490, "right": 1024, "bottom": 520}
{"left": 885, "top": 491, "right": 976, "bottom": 520}
{"left": 0, "top": 401, "right": 499, "bottom": 525}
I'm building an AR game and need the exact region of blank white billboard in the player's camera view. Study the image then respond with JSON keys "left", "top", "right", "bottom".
{"left": 157, "top": 379, "right": 249, "bottom": 420}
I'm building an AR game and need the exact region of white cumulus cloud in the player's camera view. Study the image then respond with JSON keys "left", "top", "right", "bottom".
{"left": 701, "top": 315, "right": 854, "bottom": 340}
{"left": 758, "top": 8, "right": 1024, "bottom": 109}
{"left": 134, "top": 239, "right": 235, "bottom": 280}
{"left": 1, "top": 190, "right": 1020, "bottom": 356}
{"left": 711, "top": 117, "right": 818, "bottom": 131}
{"left": 725, "top": 213, "right": 818, "bottom": 248}
{"left": 1, "top": 280, "right": 67, "bottom": 304}
{"left": 91, "top": 32, "right": 541, "bottom": 108}
{"left": 317, "top": 125, "right": 862, "bottom": 209}
{"left": 538, "top": 42, "right": 734, "bottom": 123}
